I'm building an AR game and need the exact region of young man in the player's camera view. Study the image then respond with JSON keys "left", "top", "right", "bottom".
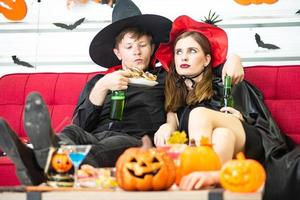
{"left": 0, "top": 0, "right": 244, "bottom": 185}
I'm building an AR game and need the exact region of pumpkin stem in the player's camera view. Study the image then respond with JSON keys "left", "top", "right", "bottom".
{"left": 236, "top": 152, "right": 245, "bottom": 160}
{"left": 199, "top": 136, "right": 212, "bottom": 147}
{"left": 141, "top": 135, "right": 153, "bottom": 150}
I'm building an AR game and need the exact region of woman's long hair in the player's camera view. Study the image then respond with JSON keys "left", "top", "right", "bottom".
{"left": 165, "top": 31, "right": 214, "bottom": 112}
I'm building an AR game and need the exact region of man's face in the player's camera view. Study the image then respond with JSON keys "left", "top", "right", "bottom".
{"left": 113, "top": 32, "right": 154, "bottom": 71}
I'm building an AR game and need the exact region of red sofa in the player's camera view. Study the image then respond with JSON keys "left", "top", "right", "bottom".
{"left": 0, "top": 65, "right": 300, "bottom": 186}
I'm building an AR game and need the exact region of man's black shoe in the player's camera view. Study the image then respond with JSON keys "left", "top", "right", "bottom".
{"left": 0, "top": 118, "right": 46, "bottom": 185}
{"left": 24, "top": 92, "right": 59, "bottom": 169}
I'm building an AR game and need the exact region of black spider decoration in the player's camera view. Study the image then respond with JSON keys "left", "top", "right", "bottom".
{"left": 201, "top": 10, "right": 223, "bottom": 25}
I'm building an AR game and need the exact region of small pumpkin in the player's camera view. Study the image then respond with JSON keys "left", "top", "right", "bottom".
{"left": 176, "top": 137, "right": 221, "bottom": 185}
{"left": 220, "top": 152, "right": 266, "bottom": 193}
{"left": 116, "top": 147, "right": 176, "bottom": 191}
{"left": 234, "top": 0, "right": 278, "bottom": 6}
{"left": 51, "top": 149, "right": 73, "bottom": 173}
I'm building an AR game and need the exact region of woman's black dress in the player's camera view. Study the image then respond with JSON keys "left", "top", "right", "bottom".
{"left": 177, "top": 77, "right": 300, "bottom": 200}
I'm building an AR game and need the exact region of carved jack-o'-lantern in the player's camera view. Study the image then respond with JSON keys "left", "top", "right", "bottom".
{"left": 220, "top": 152, "right": 266, "bottom": 193}
{"left": 234, "top": 0, "right": 278, "bottom": 6}
{"left": 116, "top": 147, "right": 176, "bottom": 191}
{"left": 51, "top": 149, "right": 73, "bottom": 173}
{"left": 176, "top": 137, "right": 221, "bottom": 185}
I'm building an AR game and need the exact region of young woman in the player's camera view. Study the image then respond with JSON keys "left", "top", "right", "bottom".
{"left": 154, "top": 15, "right": 259, "bottom": 190}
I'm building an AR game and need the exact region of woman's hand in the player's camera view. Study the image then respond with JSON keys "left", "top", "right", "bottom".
{"left": 154, "top": 123, "right": 174, "bottom": 147}
{"left": 179, "top": 171, "right": 220, "bottom": 190}
{"left": 220, "top": 107, "right": 244, "bottom": 122}
{"left": 222, "top": 54, "right": 244, "bottom": 85}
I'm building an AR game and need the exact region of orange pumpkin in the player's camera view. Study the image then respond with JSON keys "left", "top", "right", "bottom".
{"left": 220, "top": 152, "right": 266, "bottom": 193}
{"left": 176, "top": 137, "right": 221, "bottom": 185}
{"left": 0, "top": 0, "right": 27, "bottom": 21}
{"left": 116, "top": 147, "right": 176, "bottom": 191}
{"left": 51, "top": 149, "right": 73, "bottom": 173}
{"left": 234, "top": 0, "right": 278, "bottom": 5}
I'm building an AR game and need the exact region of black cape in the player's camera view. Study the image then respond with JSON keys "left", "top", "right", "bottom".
{"left": 232, "top": 80, "right": 300, "bottom": 200}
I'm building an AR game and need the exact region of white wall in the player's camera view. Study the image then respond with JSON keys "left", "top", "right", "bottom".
{"left": 1, "top": 0, "right": 300, "bottom": 77}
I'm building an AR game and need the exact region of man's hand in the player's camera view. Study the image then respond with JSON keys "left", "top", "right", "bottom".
{"left": 89, "top": 70, "right": 130, "bottom": 106}
{"left": 98, "top": 70, "right": 130, "bottom": 91}
{"left": 222, "top": 54, "right": 244, "bottom": 85}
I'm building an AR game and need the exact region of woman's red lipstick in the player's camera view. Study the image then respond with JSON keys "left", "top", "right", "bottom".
{"left": 180, "top": 64, "right": 190, "bottom": 68}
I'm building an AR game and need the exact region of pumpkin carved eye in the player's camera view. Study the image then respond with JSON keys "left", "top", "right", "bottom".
{"left": 152, "top": 157, "right": 159, "bottom": 163}
{"left": 130, "top": 158, "right": 137, "bottom": 163}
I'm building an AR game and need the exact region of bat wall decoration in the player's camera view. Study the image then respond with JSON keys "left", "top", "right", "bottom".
{"left": 296, "top": 10, "right": 300, "bottom": 14}
{"left": 255, "top": 33, "right": 280, "bottom": 50}
{"left": 53, "top": 17, "right": 85, "bottom": 30}
{"left": 12, "top": 55, "right": 34, "bottom": 68}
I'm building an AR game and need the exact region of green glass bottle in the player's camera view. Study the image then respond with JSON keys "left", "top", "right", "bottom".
{"left": 110, "top": 90, "right": 125, "bottom": 121}
{"left": 222, "top": 75, "right": 234, "bottom": 108}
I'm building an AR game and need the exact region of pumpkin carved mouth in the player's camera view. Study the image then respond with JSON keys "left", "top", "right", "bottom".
{"left": 125, "top": 157, "right": 162, "bottom": 179}
{"left": 127, "top": 168, "right": 160, "bottom": 178}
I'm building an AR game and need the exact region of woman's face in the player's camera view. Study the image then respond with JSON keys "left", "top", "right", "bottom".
{"left": 174, "top": 35, "right": 211, "bottom": 80}
{"left": 113, "top": 32, "right": 154, "bottom": 71}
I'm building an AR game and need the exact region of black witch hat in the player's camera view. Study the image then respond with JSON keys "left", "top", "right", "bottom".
{"left": 89, "top": 0, "right": 172, "bottom": 68}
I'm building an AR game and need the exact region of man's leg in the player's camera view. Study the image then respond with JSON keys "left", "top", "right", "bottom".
{"left": 58, "top": 124, "right": 100, "bottom": 145}
{"left": 24, "top": 92, "right": 59, "bottom": 169}
{"left": 59, "top": 125, "right": 108, "bottom": 167}
{"left": 84, "top": 131, "right": 142, "bottom": 167}
{"left": 0, "top": 118, "right": 46, "bottom": 185}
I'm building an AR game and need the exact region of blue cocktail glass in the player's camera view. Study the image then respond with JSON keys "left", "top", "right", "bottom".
{"left": 62, "top": 145, "right": 92, "bottom": 188}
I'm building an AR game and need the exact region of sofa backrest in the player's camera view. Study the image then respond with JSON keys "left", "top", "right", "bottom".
{"left": 0, "top": 65, "right": 299, "bottom": 145}
{"left": 244, "top": 65, "right": 300, "bottom": 144}
{"left": 0, "top": 72, "right": 101, "bottom": 140}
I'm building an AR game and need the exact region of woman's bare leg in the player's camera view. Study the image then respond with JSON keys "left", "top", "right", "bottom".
{"left": 212, "top": 128, "right": 235, "bottom": 164}
{"left": 188, "top": 107, "right": 245, "bottom": 163}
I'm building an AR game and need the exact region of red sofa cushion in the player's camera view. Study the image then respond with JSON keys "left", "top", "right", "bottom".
{"left": 0, "top": 72, "right": 100, "bottom": 138}
{"left": 245, "top": 65, "right": 300, "bottom": 144}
